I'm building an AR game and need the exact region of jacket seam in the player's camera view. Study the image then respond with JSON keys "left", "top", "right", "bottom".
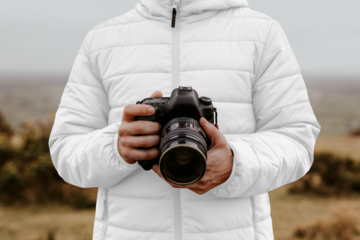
{"left": 97, "top": 216, "right": 270, "bottom": 234}
{"left": 90, "top": 43, "right": 171, "bottom": 55}
{"left": 253, "top": 20, "right": 275, "bottom": 83}
{"left": 255, "top": 72, "right": 301, "bottom": 88}
{"left": 106, "top": 223, "right": 173, "bottom": 233}
{"left": 217, "top": 17, "right": 274, "bottom": 21}
{"left": 265, "top": 43, "right": 291, "bottom": 59}
{"left": 67, "top": 81, "right": 105, "bottom": 91}
{"left": 107, "top": 194, "right": 173, "bottom": 200}
{"left": 250, "top": 197, "right": 257, "bottom": 240}
{"left": 213, "top": 101, "right": 252, "bottom": 104}
{"left": 255, "top": 215, "right": 271, "bottom": 224}
{"left": 182, "top": 40, "right": 265, "bottom": 45}
{"left": 181, "top": 68, "right": 254, "bottom": 75}
{"left": 57, "top": 105, "right": 107, "bottom": 121}
{"left": 110, "top": 101, "right": 252, "bottom": 109}
{"left": 103, "top": 72, "right": 171, "bottom": 82}
{"left": 185, "top": 225, "right": 253, "bottom": 234}
{"left": 256, "top": 101, "right": 309, "bottom": 119}
{"left": 103, "top": 68, "right": 256, "bottom": 82}
{"left": 90, "top": 20, "right": 147, "bottom": 32}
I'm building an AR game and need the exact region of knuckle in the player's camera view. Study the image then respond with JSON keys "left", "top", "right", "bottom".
{"left": 135, "top": 122, "right": 143, "bottom": 133}
{"left": 123, "top": 105, "right": 131, "bottom": 115}
{"left": 139, "top": 137, "right": 148, "bottom": 147}
{"left": 152, "top": 148, "right": 159, "bottom": 158}
{"left": 154, "top": 135, "right": 160, "bottom": 145}
{"left": 118, "top": 126, "right": 126, "bottom": 136}
{"left": 195, "top": 190, "right": 205, "bottom": 195}
{"left": 157, "top": 122, "right": 162, "bottom": 132}
{"left": 122, "top": 149, "right": 130, "bottom": 159}
{"left": 119, "top": 136, "right": 127, "bottom": 146}
{"left": 141, "top": 150, "right": 150, "bottom": 160}
{"left": 118, "top": 130, "right": 123, "bottom": 137}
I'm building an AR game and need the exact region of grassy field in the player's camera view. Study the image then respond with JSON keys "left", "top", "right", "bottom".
{"left": 1, "top": 183, "right": 359, "bottom": 240}
{"left": 0, "top": 76, "right": 359, "bottom": 240}
{"left": 0, "top": 205, "right": 95, "bottom": 240}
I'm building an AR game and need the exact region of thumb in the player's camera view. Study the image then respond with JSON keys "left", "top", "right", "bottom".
{"left": 150, "top": 90, "right": 163, "bottom": 98}
{"left": 199, "top": 117, "right": 219, "bottom": 144}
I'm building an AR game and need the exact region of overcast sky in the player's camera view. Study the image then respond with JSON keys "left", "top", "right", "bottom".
{"left": 0, "top": 0, "right": 359, "bottom": 78}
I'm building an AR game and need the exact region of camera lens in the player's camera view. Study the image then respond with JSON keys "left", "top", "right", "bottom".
{"left": 159, "top": 117, "right": 208, "bottom": 186}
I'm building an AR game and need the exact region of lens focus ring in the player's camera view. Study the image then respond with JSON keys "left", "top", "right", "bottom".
{"left": 158, "top": 117, "right": 208, "bottom": 186}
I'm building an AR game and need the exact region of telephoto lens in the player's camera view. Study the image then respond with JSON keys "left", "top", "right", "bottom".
{"left": 158, "top": 117, "right": 208, "bottom": 186}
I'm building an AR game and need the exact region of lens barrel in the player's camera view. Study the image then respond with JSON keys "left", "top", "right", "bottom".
{"left": 159, "top": 117, "right": 207, "bottom": 186}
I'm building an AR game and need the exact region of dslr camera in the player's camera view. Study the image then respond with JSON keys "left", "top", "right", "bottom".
{"left": 135, "top": 86, "right": 218, "bottom": 186}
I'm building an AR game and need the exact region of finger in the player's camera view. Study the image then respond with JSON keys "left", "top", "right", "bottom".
{"left": 199, "top": 117, "right": 222, "bottom": 145}
{"left": 152, "top": 165, "right": 185, "bottom": 189}
{"left": 122, "top": 121, "right": 161, "bottom": 136}
{"left": 122, "top": 147, "right": 159, "bottom": 161}
{"left": 122, "top": 104, "right": 156, "bottom": 122}
{"left": 121, "top": 135, "right": 160, "bottom": 148}
{"left": 150, "top": 90, "right": 163, "bottom": 98}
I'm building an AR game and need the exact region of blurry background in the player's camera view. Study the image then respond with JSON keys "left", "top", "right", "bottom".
{"left": 0, "top": 0, "right": 359, "bottom": 239}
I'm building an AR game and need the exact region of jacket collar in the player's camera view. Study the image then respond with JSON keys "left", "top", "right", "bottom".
{"left": 136, "top": 0, "right": 249, "bottom": 24}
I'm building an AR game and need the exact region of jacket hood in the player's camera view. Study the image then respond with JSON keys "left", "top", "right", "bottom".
{"left": 139, "top": 0, "right": 249, "bottom": 19}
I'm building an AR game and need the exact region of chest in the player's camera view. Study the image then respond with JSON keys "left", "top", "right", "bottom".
{"left": 90, "top": 19, "right": 260, "bottom": 134}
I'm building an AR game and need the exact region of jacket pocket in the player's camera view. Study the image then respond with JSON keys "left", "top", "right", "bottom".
{"left": 101, "top": 188, "right": 109, "bottom": 239}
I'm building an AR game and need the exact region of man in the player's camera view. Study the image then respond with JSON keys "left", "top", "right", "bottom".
{"left": 49, "top": 0, "right": 320, "bottom": 239}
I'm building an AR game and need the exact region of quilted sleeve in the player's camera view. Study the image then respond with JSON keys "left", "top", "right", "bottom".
{"left": 210, "top": 21, "right": 321, "bottom": 198}
{"left": 49, "top": 34, "right": 139, "bottom": 189}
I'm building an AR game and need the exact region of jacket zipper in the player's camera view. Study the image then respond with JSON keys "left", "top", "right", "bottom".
{"left": 171, "top": 1, "right": 181, "bottom": 239}
{"left": 174, "top": 188, "right": 181, "bottom": 240}
{"left": 172, "top": 0, "right": 180, "bottom": 89}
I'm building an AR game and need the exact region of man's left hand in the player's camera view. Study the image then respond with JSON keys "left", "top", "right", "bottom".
{"left": 152, "top": 117, "right": 234, "bottom": 195}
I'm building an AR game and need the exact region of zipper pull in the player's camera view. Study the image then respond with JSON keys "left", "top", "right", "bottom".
{"left": 171, "top": 0, "right": 180, "bottom": 28}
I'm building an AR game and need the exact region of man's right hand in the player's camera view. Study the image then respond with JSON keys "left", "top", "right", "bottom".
{"left": 117, "top": 91, "right": 163, "bottom": 164}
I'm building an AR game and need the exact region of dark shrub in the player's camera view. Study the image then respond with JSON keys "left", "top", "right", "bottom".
{"left": 289, "top": 152, "right": 360, "bottom": 196}
{"left": 0, "top": 112, "right": 96, "bottom": 209}
{"left": 293, "top": 208, "right": 359, "bottom": 240}
{"left": 0, "top": 112, "right": 14, "bottom": 137}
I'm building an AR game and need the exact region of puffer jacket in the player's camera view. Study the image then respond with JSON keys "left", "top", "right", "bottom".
{"left": 49, "top": 0, "right": 321, "bottom": 239}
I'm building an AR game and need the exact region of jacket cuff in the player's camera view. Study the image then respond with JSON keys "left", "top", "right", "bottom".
{"left": 113, "top": 129, "right": 139, "bottom": 169}
{"left": 210, "top": 139, "right": 261, "bottom": 198}
{"left": 212, "top": 145, "right": 236, "bottom": 194}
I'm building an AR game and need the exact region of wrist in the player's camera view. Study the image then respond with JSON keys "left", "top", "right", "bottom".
{"left": 219, "top": 155, "right": 236, "bottom": 188}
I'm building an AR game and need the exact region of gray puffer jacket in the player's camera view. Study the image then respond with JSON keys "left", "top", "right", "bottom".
{"left": 49, "top": 0, "right": 321, "bottom": 239}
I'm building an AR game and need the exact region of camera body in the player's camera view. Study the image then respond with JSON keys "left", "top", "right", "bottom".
{"left": 134, "top": 86, "right": 217, "bottom": 185}
{"left": 136, "top": 86, "right": 216, "bottom": 127}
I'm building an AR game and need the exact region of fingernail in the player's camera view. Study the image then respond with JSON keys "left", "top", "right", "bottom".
{"left": 153, "top": 165, "right": 158, "bottom": 171}
{"left": 148, "top": 107, "right": 155, "bottom": 114}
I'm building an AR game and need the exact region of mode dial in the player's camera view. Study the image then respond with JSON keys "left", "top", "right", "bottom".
{"left": 199, "top": 96, "right": 212, "bottom": 106}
